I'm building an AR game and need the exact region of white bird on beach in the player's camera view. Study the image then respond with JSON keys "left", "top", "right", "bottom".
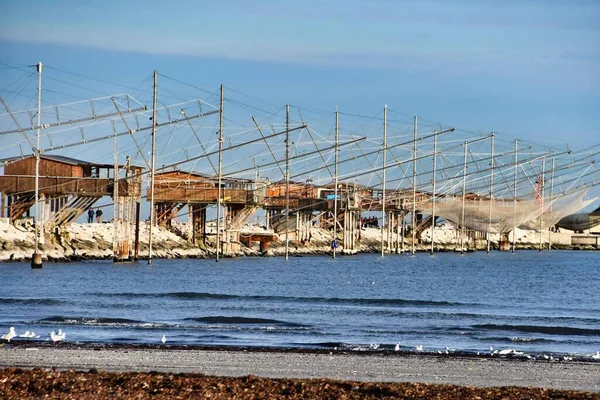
{"left": 416, "top": 345, "right": 423, "bottom": 352}
{"left": 19, "top": 330, "right": 39, "bottom": 338}
{"left": 1, "top": 327, "right": 16, "bottom": 342}
{"left": 161, "top": 335, "right": 166, "bottom": 344}
{"left": 394, "top": 343, "right": 400, "bottom": 351}
{"left": 49, "top": 330, "right": 65, "bottom": 342}
{"left": 592, "top": 351, "right": 600, "bottom": 360}
{"left": 498, "top": 348, "right": 515, "bottom": 355}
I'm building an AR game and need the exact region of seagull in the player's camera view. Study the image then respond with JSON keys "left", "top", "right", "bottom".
{"left": 416, "top": 345, "right": 423, "bottom": 352}
{"left": 499, "top": 349, "right": 515, "bottom": 355}
{"left": 19, "top": 330, "right": 39, "bottom": 339}
{"left": 161, "top": 335, "right": 166, "bottom": 344}
{"left": 2, "top": 327, "right": 16, "bottom": 342}
{"left": 592, "top": 351, "right": 600, "bottom": 360}
{"left": 49, "top": 330, "right": 65, "bottom": 342}
{"left": 394, "top": 343, "right": 400, "bottom": 352}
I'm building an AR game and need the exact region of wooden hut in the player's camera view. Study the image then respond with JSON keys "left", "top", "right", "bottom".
{"left": 0, "top": 154, "right": 140, "bottom": 225}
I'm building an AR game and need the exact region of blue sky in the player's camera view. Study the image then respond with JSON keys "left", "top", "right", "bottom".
{"left": 1, "top": 0, "right": 598, "bottom": 149}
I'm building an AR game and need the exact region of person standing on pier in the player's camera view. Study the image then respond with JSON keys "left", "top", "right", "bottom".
{"left": 95, "top": 208, "right": 103, "bottom": 223}
{"left": 87, "top": 208, "right": 94, "bottom": 224}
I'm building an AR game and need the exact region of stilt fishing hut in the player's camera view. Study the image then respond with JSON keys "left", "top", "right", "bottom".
{"left": 0, "top": 154, "right": 142, "bottom": 260}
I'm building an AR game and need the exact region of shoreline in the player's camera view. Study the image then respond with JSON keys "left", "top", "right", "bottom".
{"left": 1, "top": 221, "right": 597, "bottom": 263}
{"left": 0, "top": 344, "right": 599, "bottom": 395}
{"left": 1, "top": 241, "right": 596, "bottom": 263}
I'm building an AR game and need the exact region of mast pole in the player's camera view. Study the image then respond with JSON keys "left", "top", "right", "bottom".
{"left": 216, "top": 84, "right": 224, "bottom": 262}
{"left": 460, "top": 141, "right": 468, "bottom": 254}
{"left": 148, "top": 71, "right": 158, "bottom": 265}
{"left": 381, "top": 105, "right": 387, "bottom": 257}
{"left": 113, "top": 121, "right": 119, "bottom": 262}
{"left": 487, "top": 133, "right": 495, "bottom": 253}
{"left": 548, "top": 157, "right": 555, "bottom": 251}
{"left": 32, "top": 62, "right": 43, "bottom": 268}
{"left": 333, "top": 107, "right": 339, "bottom": 258}
{"left": 411, "top": 116, "right": 417, "bottom": 256}
{"left": 285, "top": 104, "right": 290, "bottom": 261}
{"left": 512, "top": 139, "right": 518, "bottom": 254}
{"left": 539, "top": 156, "right": 545, "bottom": 252}
{"left": 430, "top": 130, "right": 437, "bottom": 255}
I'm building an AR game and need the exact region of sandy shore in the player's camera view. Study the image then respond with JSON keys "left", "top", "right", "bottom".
{"left": 1, "top": 346, "right": 598, "bottom": 393}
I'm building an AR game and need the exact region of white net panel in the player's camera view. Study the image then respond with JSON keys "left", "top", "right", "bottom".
{"left": 418, "top": 188, "right": 595, "bottom": 234}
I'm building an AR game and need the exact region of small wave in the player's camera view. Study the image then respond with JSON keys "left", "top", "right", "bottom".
{"left": 510, "top": 337, "right": 540, "bottom": 342}
{"left": 94, "top": 291, "right": 468, "bottom": 308}
{"left": 0, "top": 298, "right": 63, "bottom": 305}
{"left": 34, "top": 316, "right": 168, "bottom": 328}
{"left": 187, "top": 316, "right": 307, "bottom": 328}
{"left": 38, "top": 316, "right": 140, "bottom": 324}
{"left": 475, "top": 336, "right": 551, "bottom": 344}
{"left": 473, "top": 324, "right": 600, "bottom": 336}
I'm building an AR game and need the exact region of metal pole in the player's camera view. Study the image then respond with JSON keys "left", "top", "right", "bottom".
{"left": 381, "top": 105, "right": 387, "bottom": 257}
{"left": 430, "top": 130, "right": 437, "bottom": 255}
{"left": 539, "top": 156, "right": 545, "bottom": 252}
{"left": 32, "top": 62, "right": 43, "bottom": 268}
{"left": 487, "top": 133, "right": 495, "bottom": 253}
{"left": 548, "top": 158, "right": 555, "bottom": 251}
{"left": 113, "top": 123, "right": 119, "bottom": 261}
{"left": 512, "top": 139, "right": 518, "bottom": 254}
{"left": 285, "top": 104, "right": 290, "bottom": 261}
{"left": 216, "top": 84, "right": 224, "bottom": 262}
{"left": 411, "top": 116, "right": 417, "bottom": 256}
{"left": 333, "top": 107, "right": 339, "bottom": 258}
{"left": 148, "top": 71, "right": 158, "bottom": 265}
{"left": 460, "top": 142, "right": 468, "bottom": 254}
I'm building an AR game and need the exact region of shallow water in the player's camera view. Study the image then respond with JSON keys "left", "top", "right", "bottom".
{"left": 1, "top": 251, "right": 599, "bottom": 358}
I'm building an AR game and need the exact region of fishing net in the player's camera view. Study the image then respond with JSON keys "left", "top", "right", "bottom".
{"left": 418, "top": 188, "right": 595, "bottom": 234}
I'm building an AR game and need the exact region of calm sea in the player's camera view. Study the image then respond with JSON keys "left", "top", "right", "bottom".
{"left": 1, "top": 251, "right": 599, "bottom": 359}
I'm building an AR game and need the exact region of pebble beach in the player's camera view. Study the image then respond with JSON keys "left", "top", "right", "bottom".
{"left": 1, "top": 344, "right": 599, "bottom": 399}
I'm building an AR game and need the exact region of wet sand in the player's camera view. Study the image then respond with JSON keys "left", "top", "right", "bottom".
{"left": 1, "top": 345, "right": 599, "bottom": 398}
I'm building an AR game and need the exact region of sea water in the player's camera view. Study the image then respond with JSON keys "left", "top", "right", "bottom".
{"left": 1, "top": 251, "right": 599, "bottom": 358}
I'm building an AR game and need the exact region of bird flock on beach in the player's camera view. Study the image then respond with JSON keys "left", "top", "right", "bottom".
{"left": 1, "top": 327, "right": 64, "bottom": 343}
{"left": 3, "top": 326, "right": 600, "bottom": 361}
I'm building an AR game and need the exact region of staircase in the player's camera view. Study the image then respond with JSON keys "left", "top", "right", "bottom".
{"left": 228, "top": 205, "right": 260, "bottom": 230}
{"left": 46, "top": 196, "right": 99, "bottom": 229}
{"left": 415, "top": 215, "right": 438, "bottom": 238}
